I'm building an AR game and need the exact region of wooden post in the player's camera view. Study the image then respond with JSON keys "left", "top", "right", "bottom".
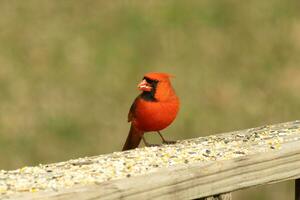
{"left": 296, "top": 179, "right": 300, "bottom": 200}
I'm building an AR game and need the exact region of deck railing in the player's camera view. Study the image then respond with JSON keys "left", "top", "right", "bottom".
{"left": 1, "top": 120, "right": 300, "bottom": 200}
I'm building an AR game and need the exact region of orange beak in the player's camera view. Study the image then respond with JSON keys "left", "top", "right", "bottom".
{"left": 138, "top": 79, "right": 152, "bottom": 92}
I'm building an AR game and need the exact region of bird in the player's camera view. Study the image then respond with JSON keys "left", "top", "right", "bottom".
{"left": 122, "top": 72, "right": 180, "bottom": 151}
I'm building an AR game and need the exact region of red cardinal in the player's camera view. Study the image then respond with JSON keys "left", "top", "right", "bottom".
{"left": 122, "top": 72, "right": 180, "bottom": 151}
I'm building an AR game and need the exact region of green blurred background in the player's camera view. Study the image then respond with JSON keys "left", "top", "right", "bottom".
{"left": 0, "top": 0, "right": 299, "bottom": 199}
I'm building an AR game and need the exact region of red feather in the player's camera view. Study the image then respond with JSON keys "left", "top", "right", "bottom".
{"left": 122, "top": 72, "right": 179, "bottom": 151}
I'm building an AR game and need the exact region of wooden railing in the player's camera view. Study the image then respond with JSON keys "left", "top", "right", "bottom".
{"left": 1, "top": 120, "right": 300, "bottom": 200}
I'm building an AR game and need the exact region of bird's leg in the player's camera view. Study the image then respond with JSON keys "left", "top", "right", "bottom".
{"left": 142, "top": 136, "right": 160, "bottom": 147}
{"left": 157, "top": 131, "right": 176, "bottom": 144}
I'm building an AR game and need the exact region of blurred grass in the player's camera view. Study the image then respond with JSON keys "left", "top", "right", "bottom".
{"left": 0, "top": 0, "right": 300, "bottom": 199}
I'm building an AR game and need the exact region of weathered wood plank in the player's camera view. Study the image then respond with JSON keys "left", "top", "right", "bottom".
{"left": 1, "top": 120, "right": 300, "bottom": 200}
{"left": 12, "top": 140, "right": 300, "bottom": 200}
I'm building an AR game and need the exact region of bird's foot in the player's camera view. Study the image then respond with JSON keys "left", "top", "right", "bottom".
{"left": 143, "top": 136, "right": 161, "bottom": 147}
{"left": 145, "top": 143, "right": 161, "bottom": 147}
{"left": 162, "top": 140, "right": 177, "bottom": 145}
{"left": 156, "top": 131, "right": 177, "bottom": 145}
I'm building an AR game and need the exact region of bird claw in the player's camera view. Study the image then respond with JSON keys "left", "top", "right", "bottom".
{"left": 145, "top": 143, "right": 161, "bottom": 147}
{"left": 162, "top": 140, "right": 177, "bottom": 144}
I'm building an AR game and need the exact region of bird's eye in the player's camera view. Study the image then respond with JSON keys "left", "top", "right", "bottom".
{"left": 144, "top": 77, "right": 154, "bottom": 84}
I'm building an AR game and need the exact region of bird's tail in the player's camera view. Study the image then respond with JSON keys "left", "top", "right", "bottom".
{"left": 122, "top": 124, "right": 143, "bottom": 151}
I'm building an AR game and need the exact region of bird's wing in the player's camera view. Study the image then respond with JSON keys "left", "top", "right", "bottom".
{"left": 128, "top": 97, "right": 139, "bottom": 122}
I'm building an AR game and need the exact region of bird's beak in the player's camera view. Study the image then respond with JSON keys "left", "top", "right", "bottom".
{"left": 138, "top": 79, "right": 152, "bottom": 92}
